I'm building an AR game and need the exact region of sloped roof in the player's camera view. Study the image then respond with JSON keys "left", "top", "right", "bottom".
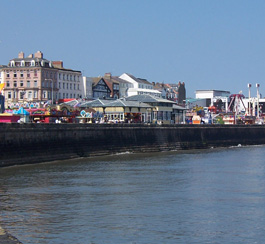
{"left": 62, "top": 99, "right": 81, "bottom": 107}
{"left": 173, "top": 104, "right": 187, "bottom": 110}
{"left": 125, "top": 94, "right": 176, "bottom": 104}
{"left": 123, "top": 73, "right": 152, "bottom": 85}
{"left": 79, "top": 98, "right": 152, "bottom": 108}
{"left": 80, "top": 99, "right": 106, "bottom": 107}
{"left": 91, "top": 77, "right": 103, "bottom": 86}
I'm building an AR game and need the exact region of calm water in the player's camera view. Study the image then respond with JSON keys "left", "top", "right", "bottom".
{"left": 1, "top": 146, "right": 265, "bottom": 244}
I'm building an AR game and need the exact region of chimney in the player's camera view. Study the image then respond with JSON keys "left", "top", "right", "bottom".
{"left": 27, "top": 54, "right": 33, "bottom": 58}
{"left": 104, "top": 73, "right": 111, "bottom": 79}
{"left": 52, "top": 61, "right": 64, "bottom": 68}
{"left": 18, "top": 52, "right": 24, "bottom": 59}
{"left": 34, "top": 51, "right": 43, "bottom": 59}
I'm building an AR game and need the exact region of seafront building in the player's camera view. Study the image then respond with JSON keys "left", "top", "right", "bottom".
{"left": 195, "top": 90, "right": 230, "bottom": 110}
{"left": 119, "top": 73, "right": 161, "bottom": 97}
{"left": 53, "top": 61, "right": 84, "bottom": 101}
{"left": 1, "top": 51, "right": 83, "bottom": 108}
{"left": 79, "top": 94, "right": 186, "bottom": 124}
{"left": 153, "top": 81, "right": 186, "bottom": 104}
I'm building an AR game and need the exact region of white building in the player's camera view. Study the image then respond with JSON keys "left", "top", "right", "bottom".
{"left": 195, "top": 90, "right": 230, "bottom": 111}
{"left": 119, "top": 73, "right": 161, "bottom": 97}
{"left": 54, "top": 61, "right": 84, "bottom": 100}
{"left": 83, "top": 76, "right": 93, "bottom": 99}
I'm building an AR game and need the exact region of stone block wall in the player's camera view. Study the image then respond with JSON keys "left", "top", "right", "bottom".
{"left": 0, "top": 123, "right": 265, "bottom": 167}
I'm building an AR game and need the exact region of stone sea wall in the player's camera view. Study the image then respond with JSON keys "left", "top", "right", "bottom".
{"left": 1, "top": 123, "right": 265, "bottom": 168}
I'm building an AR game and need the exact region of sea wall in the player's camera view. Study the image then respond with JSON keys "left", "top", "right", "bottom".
{"left": 1, "top": 123, "right": 265, "bottom": 167}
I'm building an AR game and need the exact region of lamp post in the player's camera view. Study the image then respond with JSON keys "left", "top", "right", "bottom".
{"left": 248, "top": 83, "right": 251, "bottom": 116}
{"left": 45, "top": 79, "right": 54, "bottom": 104}
{"left": 256, "top": 83, "right": 260, "bottom": 118}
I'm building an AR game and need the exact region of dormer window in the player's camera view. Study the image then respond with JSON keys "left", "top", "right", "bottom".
{"left": 21, "top": 61, "right": 25, "bottom": 67}
{"left": 10, "top": 61, "right": 15, "bottom": 67}
{"left": 31, "top": 60, "right": 35, "bottom": 66}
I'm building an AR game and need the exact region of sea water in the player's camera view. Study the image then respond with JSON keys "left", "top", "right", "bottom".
{"left": 1, "top": 146, "right": 265, "bottom": 244}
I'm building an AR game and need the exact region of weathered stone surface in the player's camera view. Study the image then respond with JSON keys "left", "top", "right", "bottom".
{"left": 0, "top": 227, "right": 22, "bottom": 244}
{"left": 0, "top": 123, "right": 265, "bottom": 168}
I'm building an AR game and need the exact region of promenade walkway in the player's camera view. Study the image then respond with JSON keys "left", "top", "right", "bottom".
{"left": 0, "top": 227, "right": 22, "bottom": 244}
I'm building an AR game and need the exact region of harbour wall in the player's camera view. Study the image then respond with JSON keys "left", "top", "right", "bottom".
{"left": 1, "top": 123, "right": 265, "bottom": 167}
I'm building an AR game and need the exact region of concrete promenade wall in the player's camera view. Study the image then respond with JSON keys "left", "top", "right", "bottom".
{"left": 1, "top": 123, "right": 265, "bottom": 168}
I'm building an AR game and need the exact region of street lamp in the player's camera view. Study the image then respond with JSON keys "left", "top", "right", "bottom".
{"left": 256, "top": 83, "right": 260, "bottom": 118}
{"left": 247, "top": 83, "right": 251, "bottom": 116}
{"left": 45, "top": 79, "right": 54, "bottom": 104}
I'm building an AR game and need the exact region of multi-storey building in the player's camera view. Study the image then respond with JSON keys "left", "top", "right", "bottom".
{"left": 119, "top": 73, "right": 161, "bottom": 97}
{"left": 2, "top": 51, "right": 83, "bottom": 108}
{"left": 85, "top": 73, "right": 120, "bottom": 100}
{"left": 153, "top": 81, "right": 186, "bottom": 105}
{"left": 2, "top": 51, "right": 57, "bottom": 108}
{"left": 53, "top": 61, "right": 84, "bottom": 101}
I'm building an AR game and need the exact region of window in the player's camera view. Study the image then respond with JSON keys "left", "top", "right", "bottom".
{"left": 14, "top": 81, "right": 17, "bottom": 87}
{"left": 28, "top": 91, "right": 32, "bottom": 100}
{"left": 67, "top": 83, "right": 69, "bottom": 89}
{"left": 27, "top": 73, "right": 30, "bottom": 78}
{"left": 59, "top": 82, "right": 61, "bottom": 89}
{"left": 6, "top": 81, "right": 10, "bottom": 87}
{"left": 70, "top": 84, "right": 72, "bottom": 90}
{"left": 13, "top": 91, "right": 16, "bottom": 99}
{"left": 8, "top": 92, "right": 11, "bottom": 99}
{"left": 63, "top": 74, "right": 65, "bottom": 80}
{"left": 20, "top": 81, "right": 23, "bottom": 87}
{"left": 74, "top": 84, "right": 76, "bottom": 90}
{"left": 34, "top": 80, "right": 38, "bottom": 87}
{"left": 59, "top": 74, "right": 61, "bottom": 79}
{"left": 34, "top": 91, "right": 38, "bottom": 99}
{"left": 43, "top": 91, "right": 47, "bottom": 99}
{"left": 70, "top": 75, "right": 72, "bottom": 81}
{"left": 34, "top": 70, "right": 37, "bottom": 77}
{"left": 6, "top": 72, "right": 9, "bottom": 78}
{"left": 63, "top": 83, "right": 65, "bottom": 89}
{"left": 14, "top": 73, "right": 17, "bottom": 78}
{"left": 20, "top": 91, "right": 25, "bottom": 99}
{"left": 20, "top": 72, "right": 23, "bottom": 78}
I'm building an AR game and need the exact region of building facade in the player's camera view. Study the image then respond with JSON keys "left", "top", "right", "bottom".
{"left": 1, "top": 51, "right": 83, "bottom": 108}
{"left": 119, "top": 73, "right": 161, "bottom": 97}
{"left": 54, "top": 61, "right": 84, "bottom": 101}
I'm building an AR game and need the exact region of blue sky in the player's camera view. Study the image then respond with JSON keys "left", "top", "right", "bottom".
{"left": 1, "top": 0, "right": 265, "bottom": 97}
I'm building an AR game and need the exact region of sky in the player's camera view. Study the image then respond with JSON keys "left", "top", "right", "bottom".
{"left": 1, "top": 0, "right": 265, "bottom": 98}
